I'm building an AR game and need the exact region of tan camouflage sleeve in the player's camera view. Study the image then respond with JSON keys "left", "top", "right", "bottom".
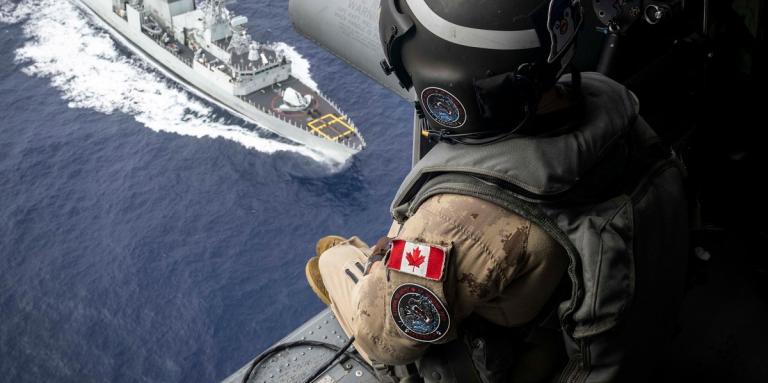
{"left": 350, "top": 193, "right": 566, "bottom": 365}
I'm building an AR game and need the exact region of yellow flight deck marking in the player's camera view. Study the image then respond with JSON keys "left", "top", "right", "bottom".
{"left": 335, "top": 129, "right": 355, "bottom": 139}
{"left": 307, "top": 117, "right": 333, "bottom": 140}
{"left": 307, "top": 114, "right": 355, "bottom": 141}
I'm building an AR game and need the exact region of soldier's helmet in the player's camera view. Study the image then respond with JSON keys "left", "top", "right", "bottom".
{"left": 379, "top": 0, "right": 584, "bottom": 142}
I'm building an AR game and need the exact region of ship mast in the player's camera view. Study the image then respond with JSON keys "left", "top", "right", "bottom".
{"left": 199, "top": 0, "right": 235, "bottom": 30}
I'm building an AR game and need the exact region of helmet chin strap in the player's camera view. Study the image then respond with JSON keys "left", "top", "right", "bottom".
{"left": 570, "top": 66, "right": 583, "bottom": 105}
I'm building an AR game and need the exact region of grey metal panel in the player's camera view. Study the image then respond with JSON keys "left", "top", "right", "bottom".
{"left": 221, "top": 309, "right": 379, "bottom": 383}
{"left": 288, "top": 0, "right": 414, "bottom": 101}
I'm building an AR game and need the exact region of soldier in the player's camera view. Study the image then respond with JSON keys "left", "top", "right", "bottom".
{"left": 306, "top": 0, "right": 688, "bottom": 381}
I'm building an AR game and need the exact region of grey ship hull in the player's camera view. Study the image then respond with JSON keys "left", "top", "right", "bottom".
{"left": 77, "top": 0, "right": 362, "bottom": 163}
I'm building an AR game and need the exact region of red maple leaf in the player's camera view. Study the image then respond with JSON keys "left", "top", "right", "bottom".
{"left": 405, "top": 247, "right": 426, "bottom": 271}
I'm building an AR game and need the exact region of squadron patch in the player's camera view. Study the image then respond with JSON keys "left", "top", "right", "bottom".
{"left": 420, "top": 87, "right": 467, "bottom": 129}
{"left": 386, "top": 239, "right": 448, "bottom": 281}
{"left": 546, "top": 0, "right": 583, "bottom": 63}
{"left": 390, "top": 284, "right": 450, "bottom": 342}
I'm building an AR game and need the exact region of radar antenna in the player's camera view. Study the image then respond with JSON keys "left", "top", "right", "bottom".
{"left": 227, "top": 13, "right": 251, "bottom": 55}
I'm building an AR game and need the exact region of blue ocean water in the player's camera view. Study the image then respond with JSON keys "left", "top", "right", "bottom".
{"left": 0, "top": 1, "right": 413, "bottom": 381}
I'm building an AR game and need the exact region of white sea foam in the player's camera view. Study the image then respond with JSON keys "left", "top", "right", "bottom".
{"left": 0, "top": 0, "right": 344, "bottom": 166}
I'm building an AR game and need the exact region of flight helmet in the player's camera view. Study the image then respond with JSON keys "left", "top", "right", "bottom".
{"left": 380, "top": 0, "right": 583, "bottom": 142}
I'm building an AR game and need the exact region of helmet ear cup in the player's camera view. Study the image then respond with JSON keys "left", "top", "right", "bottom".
{"left": 474, "top": 71, "right": 538, "bottom": 132}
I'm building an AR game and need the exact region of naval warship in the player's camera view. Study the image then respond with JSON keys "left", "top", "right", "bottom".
{"left": 76, "top": 0, "right": 365, "bottom": 161}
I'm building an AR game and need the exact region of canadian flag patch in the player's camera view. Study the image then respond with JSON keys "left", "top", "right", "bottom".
{"left": 386, "top": 239, "right": 448, "bottom": 281}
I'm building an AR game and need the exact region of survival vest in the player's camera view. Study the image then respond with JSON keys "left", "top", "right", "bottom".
{"left": 390, "top": 72, "right": 689, "bottom": 383}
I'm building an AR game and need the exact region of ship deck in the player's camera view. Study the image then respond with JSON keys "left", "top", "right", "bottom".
{"left": 139, "top": 17, "right": 195, "bottom": 67}
{"left": 238, "top": 77, "right": 364, "bottom": 149}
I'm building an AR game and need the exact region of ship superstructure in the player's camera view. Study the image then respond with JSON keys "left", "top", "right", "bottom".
{"left": 79, "top": 0, "right": 365, "bottom": 160}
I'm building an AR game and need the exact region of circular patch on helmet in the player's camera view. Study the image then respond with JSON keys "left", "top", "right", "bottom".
{"left": 420, "top": 87, "right": 466, "bottom": 129}
{"left": 390, "top": 284, "right": 450, "bottom": 342}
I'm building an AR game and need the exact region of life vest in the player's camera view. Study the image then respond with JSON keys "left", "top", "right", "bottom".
{"left": 390, "top": 72, "right": 689, "bottom": 382}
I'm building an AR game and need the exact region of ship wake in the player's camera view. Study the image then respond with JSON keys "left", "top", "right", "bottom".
{"left": 0, "top": 0, "right": 344, "bottom": 166}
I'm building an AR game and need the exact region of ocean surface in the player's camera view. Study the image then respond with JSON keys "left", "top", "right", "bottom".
{"left": 0, "top": 1, "right": 413, "bottom": 381}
